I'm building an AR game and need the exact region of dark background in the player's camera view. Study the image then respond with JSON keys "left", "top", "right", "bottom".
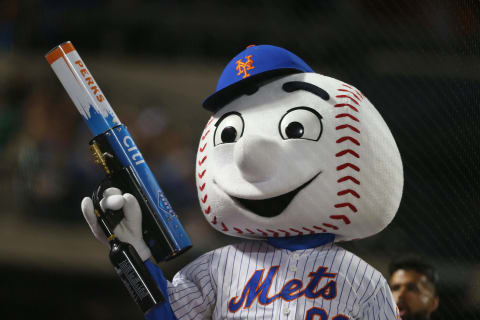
{"left": 0, "top": 0, "right": 478, "bottom": 319}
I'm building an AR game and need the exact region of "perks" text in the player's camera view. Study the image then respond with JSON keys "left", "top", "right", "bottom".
{"left": 75, "top": 60, "right": 105, "bottom": 103}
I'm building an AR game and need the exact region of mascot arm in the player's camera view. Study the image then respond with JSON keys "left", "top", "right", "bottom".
{"left": 81, "top": 188, "right": 177, "bottom": 319}
{"left": 81, "top": 187, "right": 214, "bottom": 319}
{"left": 144, "top": 260, "right": 178, "bottom": 320}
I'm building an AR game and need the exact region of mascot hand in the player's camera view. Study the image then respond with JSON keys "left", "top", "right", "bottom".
{"left": 81, "top": 187, "right": 152, "bottom": 261}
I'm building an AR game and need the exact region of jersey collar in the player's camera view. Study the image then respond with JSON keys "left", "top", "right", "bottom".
{"left": 266, "top": 233, "right": 335, "bottom": 251}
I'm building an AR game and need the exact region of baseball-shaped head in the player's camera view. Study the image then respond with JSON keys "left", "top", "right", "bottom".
{"left": 196, "top": 45, "right": 403, "bottom": 242}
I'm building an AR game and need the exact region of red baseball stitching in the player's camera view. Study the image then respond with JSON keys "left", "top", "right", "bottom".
{"left": 201, "top": 129, "right": 210, "bottom": 141}
{"left": 336, "top": 124, "right": 360, "bottom": 134}
{"left": 336, "top": 113, "right": 359, "bottom": 122}
{"left": 198, "top": 122, "right": 214, "bottom": 221}
{"left": 266, "top": 229, "right": 279, "bottom": 237}
{"left": 336, "top": 95, "right": 359, "bottom": 106}
{"left": 206, "top": 117, "right": 214, "bottom": 128}
{"left": 323, "top": 223, "right": 339, "bottom": 230}
{"left": 198, "top": 170, "right": 206, "bottom": 179}
{"left": 337, "top": 89, "right": 361, "bottom": 101}
{"left": 330, "top": 215, "right": 351, "bottom": 224}
{"left": 198, "top": 155, "right": 207, "bottom": 166}
{"left": 336, "top": 136, "right": 360, "bottom": 145}
{"left": 341, "top": 84, "right": 364, "bottom": 99}
{"left": 330, "top": 84, "right": 363, "bottom": 229}
{"left": 257, "top": 229, "right": 268, "bottom": 236}
{"left": 334, "top": 203, "right": 358, "bottom": 213}
{"left": 337, "top": 189, "right": 360, "bottom": 198}
{"left": 336, "top": 149, "right": 359, "bottom": 158}
{"left": 335, "top": 103, "right": 358, "bottom": 112}
{"left": 289, "top": 228, "right": 304, "bottom": 236}
{"left": 302, "top": 227, "right": 315, "bottom": 235}
{"left": 337, "top": 176, "right": 360, "bottom": 184}
{"left": 337, "top": 163, "right": 360, "bottom": 172}
{"left": 225, "top": 223, "right": 372, "bottom": 238}
{"left": 313, "top": 225, "right": 327, "bottom": 233}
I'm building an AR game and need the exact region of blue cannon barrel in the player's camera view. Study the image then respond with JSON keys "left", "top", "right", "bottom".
{"left": 46, "top": 41, "right": 191, "bottom": 259}
{"left": 103, "top": 124, "right": 192, "bottom": 257}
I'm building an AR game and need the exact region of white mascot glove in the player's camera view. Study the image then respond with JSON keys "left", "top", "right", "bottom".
{"left": 81, "top": 187, "right": 152, "bottom": 261}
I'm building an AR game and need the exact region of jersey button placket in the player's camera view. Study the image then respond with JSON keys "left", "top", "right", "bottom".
{"left": 289, "top": 251, "right": 300, "bottom": 272}
{"left": 282, "top": 300, "right": 298, "bottom": 319}
{"left": 282, "top": 251, "right": 300, "bottom": 319}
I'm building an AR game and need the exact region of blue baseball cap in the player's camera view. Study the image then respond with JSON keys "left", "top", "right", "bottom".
{"left": 203, "top": 44, "right": 314, "bottom": 112}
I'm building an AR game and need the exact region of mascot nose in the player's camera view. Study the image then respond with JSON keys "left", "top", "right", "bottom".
{"left": 234, "top": 135, "right": 281, "bottom": 182}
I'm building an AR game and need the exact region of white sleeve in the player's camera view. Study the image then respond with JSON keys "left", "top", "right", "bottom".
{"left": 167, "top": 251, "right": 217, "bottom": 320}
{"left": 359, "top": 277, "right": 400, "bottom": 320}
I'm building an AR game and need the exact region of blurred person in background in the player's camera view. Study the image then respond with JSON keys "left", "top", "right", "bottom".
{"left": 389, "top": 255, "right": 439, "bottom": 320}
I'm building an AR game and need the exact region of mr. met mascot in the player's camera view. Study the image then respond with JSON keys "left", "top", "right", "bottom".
{"left": 82, "top": 45, "right": 403, "bottom": 320}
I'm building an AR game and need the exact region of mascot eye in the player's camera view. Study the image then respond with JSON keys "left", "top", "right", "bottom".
{"left": 279, "top": 107, "right": 323, "bottom": 141}
{"left": 221, "top": 126, "right": 237, "bottom": 143}
{"left": 285, "top": 121, "right": 304, "bottom": 138}
{"left": 214, "top": 112, "right": 244, "bottom": 146}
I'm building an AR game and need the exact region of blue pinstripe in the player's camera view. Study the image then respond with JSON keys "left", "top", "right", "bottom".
{"left": 151, "top": 241, "right": 398, "bottom": 320}
{"left": 336, "top": 251, "right": 354, "bottom": 315}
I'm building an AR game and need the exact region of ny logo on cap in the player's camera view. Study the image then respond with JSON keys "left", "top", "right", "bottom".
{"left": 235, "top": 55, "right": 255, "bottom": 79}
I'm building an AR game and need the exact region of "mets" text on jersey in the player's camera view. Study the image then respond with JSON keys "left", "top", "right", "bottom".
{"left": 228, "top": 265, "right": 337, "bottom": 313}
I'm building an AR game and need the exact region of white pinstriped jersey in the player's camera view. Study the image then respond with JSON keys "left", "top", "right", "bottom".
{"left": 166, "top": 241, "right": 399, "bottom": 320}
